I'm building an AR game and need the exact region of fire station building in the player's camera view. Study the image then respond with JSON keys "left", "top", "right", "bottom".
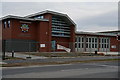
{"left": 1, "top": 10, "right": 119, "bottom": 52}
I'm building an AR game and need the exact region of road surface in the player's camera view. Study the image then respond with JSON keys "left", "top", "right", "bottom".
{"left": 2, "top": 61, "right": 119, "bottom": 78}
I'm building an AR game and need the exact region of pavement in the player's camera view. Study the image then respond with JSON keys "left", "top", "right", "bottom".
{"left": 101, "top": 52, "right": 120, "bottom": 55}
{"left": 5, "top": 52, "right": 47, "bottom": 59}
{"left": 5, "top": 52, "right": 120, "bottom": 60}
{"left": 84, "top": 52, "right": 120, "bottom": 55}
{"left": 2, "top": 61, "right": 119, "bottom": 78}
{"left": 0, "top": 62, "right": 7, "bottom": 64}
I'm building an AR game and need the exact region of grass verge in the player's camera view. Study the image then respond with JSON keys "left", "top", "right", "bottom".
{"left": 4, "top": 56, "right": 25, "bottom": 60}
{"left": 2, "top": 58, "right": 120, "bottom": 67}
{"left": 18, "top": 52, "right": 105, "bottom": 57}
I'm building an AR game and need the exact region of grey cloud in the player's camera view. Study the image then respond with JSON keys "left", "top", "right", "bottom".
{"left": 75, "top": 9, "right": 118, "bottom": 32}
{"left": 75, "top": 9, "right": 118, "bottom": 28}
{"left": 1, "top": 2, "right": 118, "bottom": 32}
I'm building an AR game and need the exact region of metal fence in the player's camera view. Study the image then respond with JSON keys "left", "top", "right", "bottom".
{"left": 2, "top": 40, "right": 112, "bottom": 53}
{"left": 3, "top": 40, "right": 75, "bottom": 53}
{"left": 2, "top": 40, "right": 115, "bottom": 60}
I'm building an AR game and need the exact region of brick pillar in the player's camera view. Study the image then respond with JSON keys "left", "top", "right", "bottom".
{"left": 37, "top": 21, "right": 51, "bottom": 52}
{"left": 70, "top": 25, "right": 75, "bottom": 52}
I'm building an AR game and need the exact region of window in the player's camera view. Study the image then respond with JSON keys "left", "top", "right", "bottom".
{"left": 107, "top": 39, "right": 109, "bottom": 43}
{"left": 8, "top": 20, "right": 10, "bottom": 28}
{"left": 75, "top": 43, "right": 77, "bottom": 48}
{"left": 75, "top": 37, "right": 77, "bottom": 42}
{"left": 92, "top": 38, "right": 93, "bottom": 42}
{"left": 107, "top": 44, "right": 109, "bottom": 48}
{"left": 78, "top": 37, "right": 81, "bottom": 42}
{"left": 89, "top": 38, "right": 91, "bottom": 42}
{"left": 82, "top": 38, "right": 84, "bottom": 42}
{"left": 100, "top": 38, "right": 110, "bottom": 49}
{"left": 117, "top": 35, "right": 120, "bottom": 40}
{"left": 102, "top": 44, "right": 104, "bottom": 48}
{"left": 86, "top": 43, "right": 88, "bottom": 48}
{"left": 89, "top": 44, "right": 91, "bottom": 48}
{"left": 92, "top": 44, "right": 94, "bottom": 48}
{"left": 41, "top": 16, "right": 44, "bottom": 19}
{"left": 35, "top": 16, "right": 44, "bottom": 19}
{"left": 104, "top": 44, "right": 106, "bottom": 48}
{"left": 52, "top": 16, "right": 70, "bottom": 37}
{"left": 78, "top": 43, "right": 81, "bottom": 48}
{"left": 82, "top": 43, "right": 84, "bottom": 48}
{"left": 86, "top": 38, "right": 88, "bottom": 42}
{"left": 95, "top": 44, "right": 97, "bottom": 48}
{"left": 4, "top": 21, "right": 6, "bottom": 28}
{"left": 105, "top": 39, "right": 106, "bottom": 43}
{"left": 95, "top": 38, "right": 97, "bottom": 42}
{"left": 102, "top": 39, "right": 104, "bottom": 43}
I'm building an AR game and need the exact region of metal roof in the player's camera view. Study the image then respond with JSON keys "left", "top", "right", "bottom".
{"left": 25, "top": 10, "right": 76, "bottom": 26}
{"left": 1, "top": 15, "right": 49, "bottom": 21}
{"left": 75, "top": 31, "right": 117, "bottom": 37}
{"left": 98, "top": 30, "right": 120, "bottom": 33}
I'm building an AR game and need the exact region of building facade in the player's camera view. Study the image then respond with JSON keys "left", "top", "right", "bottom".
{"left": 1, "top": 10, "right": 119, "bottom": 52}
{"left": 1, "top": 10, "right": 75, "bottom": 52}
{"left": 75, "top": 32, "right": 119, "bottom": 52}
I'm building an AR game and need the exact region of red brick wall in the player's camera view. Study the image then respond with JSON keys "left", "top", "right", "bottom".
{"left": 2, "top": 13, "right": 76, "bottom": 52}
{"left": 70, "top": 25, "right": 75, "bottom": 52}
{"left": 11, "top": 19, "right": 37, "bottom": 40}
{"left": 43, "top": 13, "right": 76, "bottom": 52}
{"left": 52, "top": 37, "right": 70, "bottom": 47}
{"left": 2, "top": 20, "right": 12, "bottom": 40}
{"left": 110, "top": 37, "right": 119, "bottom": 52}
{"left": 37, "top": 21, "right": 50, "bottom": 52}
{"left": 2, "top": 19, "right": 51, "bottom": 52}
{"left": 52, "top": 37, "right": 70, "bottom": 52}
{"left": 0, "top": 21, "right": 2, "bottom": 39}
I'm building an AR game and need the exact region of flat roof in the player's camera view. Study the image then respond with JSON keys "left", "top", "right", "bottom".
{"left": 98, "top": 30, "right": 120, "bottom": 33}
{"left": 75, "top": 31, "right": 117, "bottom": 37}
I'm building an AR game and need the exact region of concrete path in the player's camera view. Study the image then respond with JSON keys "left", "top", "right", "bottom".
{"left": 5, "top": 52, "right": 47, "bottom": 59}
{"left": 103, "top": 52, "right": 119, "bottom": 55}
{"left": 85, "top": 52, "right": 119, "bottom": 55}
{"left": 0, "top": 62, "right": 7, "bottom": 64}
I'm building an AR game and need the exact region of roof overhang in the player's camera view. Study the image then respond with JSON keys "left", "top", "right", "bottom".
{"left": 25, "top": 10, "right": 76, "bottom": 26}
{"left": 0, "top": 15, "right": 49, "bottom": 22}
{"left": 98, "top": 30, "right": 120, "bottom": 33}
{"left": 75, "top": 31, "right": 117, "bottom": 37}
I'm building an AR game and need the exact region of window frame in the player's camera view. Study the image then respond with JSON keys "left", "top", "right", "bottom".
{"left": 4, "top": 21, "right": 7, "bottom": 28}
{"left": 8, "top": 20, "right": 10, "bottom": 28}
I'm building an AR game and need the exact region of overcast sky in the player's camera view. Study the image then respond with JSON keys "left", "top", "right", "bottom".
{"left": 1, "top": 2, "right": 118, "bottom": 32}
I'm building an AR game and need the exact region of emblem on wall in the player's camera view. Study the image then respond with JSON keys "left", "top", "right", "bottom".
{"left": 20, "top": 24, "right": 29, "bottom": 32}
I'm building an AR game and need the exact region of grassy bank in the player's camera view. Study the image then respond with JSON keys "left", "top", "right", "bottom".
{"left": 19, "top": 52, "right": 101, "bottom": 57}
{"left": 2, "top": 58, "right": 120, "bottom": 67}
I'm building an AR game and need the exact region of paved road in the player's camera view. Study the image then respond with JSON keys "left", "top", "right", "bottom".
{"left": 3, "top": 56, "right": 119, "bottom": 64}
{"left": 2, "top": 61, "right": 119, "bottom": 78}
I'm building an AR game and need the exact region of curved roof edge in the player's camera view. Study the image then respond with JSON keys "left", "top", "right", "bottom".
{"left": 25, "top": 10, "right": 76, "bottom": 26}
{"left": 1, "top": 15, "right": 49, "bottom": 21}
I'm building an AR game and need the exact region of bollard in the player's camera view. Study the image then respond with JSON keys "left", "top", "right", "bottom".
{"left": 95, "top": 50, "right": 97, "bottom": 55}
{"left": 12, "top": 50, "right": 14, "bottom": 57}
